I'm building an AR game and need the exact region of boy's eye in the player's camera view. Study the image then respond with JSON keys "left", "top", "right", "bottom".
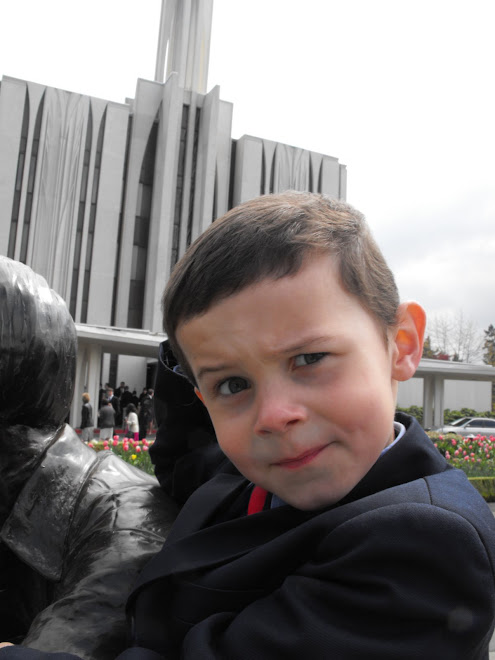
{"left": 217, "top": 377, "right": 249, "bottom": 396}
{"left": 293, "top": 352, "right": 327, "bottom": 367}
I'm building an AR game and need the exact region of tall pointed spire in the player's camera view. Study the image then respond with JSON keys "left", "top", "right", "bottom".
{"left": 155, "top": 0, "right": 213, "bottom": 94}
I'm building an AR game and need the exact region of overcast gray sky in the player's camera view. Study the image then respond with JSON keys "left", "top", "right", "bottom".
{"left": 2, "top": 0, "right": 494, "bottom": 334}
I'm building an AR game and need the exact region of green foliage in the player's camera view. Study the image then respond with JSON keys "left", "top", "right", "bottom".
{"left": 468, "top": 477, "right": 495, "bottom": 502}
{"left": 443, "top": 408, "right": 494, "bottom": 424}
{"left": 397, "top": 406, "right": 494, "bottom": 425}
{"left": 422, "top": 336, "right": 437, "bottom": 359}
{"left": 396, "top": 405, "right": 423, "bottom": 424}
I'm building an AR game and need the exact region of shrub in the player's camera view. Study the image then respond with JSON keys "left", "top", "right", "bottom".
{"left": 468, "top": 477, "right": 495, "bottom": 502}
{"left": 397, "top": 406, "right": 494, "bottom": 426}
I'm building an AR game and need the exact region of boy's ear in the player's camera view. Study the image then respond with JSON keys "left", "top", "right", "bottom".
{"left": 391, "top": 302, "right": 426, "bottom": 382}
{"left": 194, "top": 387, "right": 205, "bottom": 404}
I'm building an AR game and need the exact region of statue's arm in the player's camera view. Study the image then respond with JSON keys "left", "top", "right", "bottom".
{"left": 20, "top": 455, "right": 177, "bottom": 660}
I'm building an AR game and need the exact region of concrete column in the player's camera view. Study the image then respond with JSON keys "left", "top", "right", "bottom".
{"left": 423, "top": 376, "right": 434, "bottom": 429}
{"left": 192, "top": 85, "right": 219, "bottom": 240}
{"left": 28, "top": 88, "right": 90, "bottom": 303}
{"left": 74, "top": 98, "right": 107, "bottom": 323}
{"left": 86, "top": 344, "right": 103, "bottom": 425}
{"left": 114, "top": 79, "right": 164, "bottom": 328}
{"left": 339, "top": 163, "right": 347, "bottom": 200}
{"left": 261, "top": 139, "right": 277, "bottom": 195}
{"left": 433, "top": 375, "right": 445, "bottom": 429}
{"left": 143, "top": 73, "right": 182, "bottom": 332}
{"left": 71, "top": 346, "right": 88, "bottom": 428}
{"left": 0, "top": 77, "right": 26, "bottom": 254}
{"left": 320, "top": 156, "right": 341, "bottom": 199}
{"left": 13, "top": 82, "right": 45, "bottom": 262}
{"left": 177, "top": 91, "right": 199, "bottom": 259}
{"left": 86, "top": 101, "right": 129, "bottom": 325}
{"left": 213, "top": 99, "right": 233, "bottom": 218}
{"left": 232, "top": 136, "right": 263, "bottom": 205}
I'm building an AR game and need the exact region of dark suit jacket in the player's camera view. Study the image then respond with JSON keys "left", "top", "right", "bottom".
{"left": 120, "top": 413, "right": 495, "bottom": 659}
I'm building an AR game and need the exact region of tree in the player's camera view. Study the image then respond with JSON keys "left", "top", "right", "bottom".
{"left": 426, "top": 311, "right": 483, "bottom": 363}
{"left": 483, "top": 324, "right": 495, "bottom": 366}
{"left": 422, "top": 336, "right": 438, "bottom": 359}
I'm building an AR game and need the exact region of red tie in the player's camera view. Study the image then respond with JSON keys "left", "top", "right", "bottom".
{"left": 248, "top": 485, "right": 268, "bottom": 515}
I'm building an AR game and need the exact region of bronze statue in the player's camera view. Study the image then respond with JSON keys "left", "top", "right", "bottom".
{"left": 0, "top": 256, "right": 177, "bottom": 658}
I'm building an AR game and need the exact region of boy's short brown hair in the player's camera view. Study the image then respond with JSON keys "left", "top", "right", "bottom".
{"left": 163, "top": 191, "right": 399, "bottom": 382}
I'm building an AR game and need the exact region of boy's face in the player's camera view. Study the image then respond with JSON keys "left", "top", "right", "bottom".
{"left": 177, "top": 254, "right": 422, "bottom": 511}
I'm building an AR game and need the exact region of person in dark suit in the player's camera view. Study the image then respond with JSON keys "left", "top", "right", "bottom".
{"left": 120, "top": 386, "right": 134, "bottom": 412}
{"left": 3, "top": 192, "right": 495, "bottom": 659}
{"left": 106, "top": 388, "right": 121, "bottom": 427}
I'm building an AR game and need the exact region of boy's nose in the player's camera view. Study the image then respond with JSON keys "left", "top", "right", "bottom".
{"left": 253, "top": 390, "right": 307, "bottom": 436}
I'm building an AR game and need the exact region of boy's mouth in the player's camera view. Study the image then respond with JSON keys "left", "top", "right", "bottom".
{"left": 274, "top": 445, "right": 328, "bottom": 470}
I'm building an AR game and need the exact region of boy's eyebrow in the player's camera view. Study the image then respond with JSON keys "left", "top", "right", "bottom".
{"left": 196, "top": 335, "right": 334, "bottom": 382}
{"left": 196, "top": 364, "right": 235, "bottom": 382}
{"left": 277, "top": 335, "right": 333, "bottom": 355}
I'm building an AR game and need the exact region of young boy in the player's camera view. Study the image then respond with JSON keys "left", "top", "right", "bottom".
{"left": 140, "top": 192, "right": 495, "bottom": 659}
{"left": 2, "top": 192, "right": 495, "bottom": 659}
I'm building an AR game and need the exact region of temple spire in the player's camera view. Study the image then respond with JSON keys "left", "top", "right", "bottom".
{"left": 155, "top": 0, "right": 213, "bottom": 94}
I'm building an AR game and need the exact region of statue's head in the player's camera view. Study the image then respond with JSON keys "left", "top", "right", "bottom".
{"left": 0, "top": 257, "right": 77, "bottom": 428}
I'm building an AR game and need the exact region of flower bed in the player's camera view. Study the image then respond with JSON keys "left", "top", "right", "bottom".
{"left": 428, "top": 431, "right": 495, "bottom": 501}
{"left": 88, "top": 436, "right": 155, "bottom": 475}
{"left": 87, "top": 433, "right": 495, "bottom": 501}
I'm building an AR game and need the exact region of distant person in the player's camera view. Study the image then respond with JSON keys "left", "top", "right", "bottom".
{"left": 124, "top": 404, "right": 139, "bottom": 443}
{"left": 120, "top": 385, "right": 133, "bottom": 411}
{"left": 131, "top": 389, "right": 139, "bottom": 407}
{"left": 98, "top": 398, "right": 115, "bottom": 440}
{"left": 138, "top": 389, "right": 153, "bottom": 440}
{"left": 79, "top": 392, "right": 94, "bottom": 443}
{"left": 106, "top": 387, "right": 121, "bottom": 427}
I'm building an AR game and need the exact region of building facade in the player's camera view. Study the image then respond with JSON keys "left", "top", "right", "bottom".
{"left": 0, "top": 71, "right": 346, "bottom": 423}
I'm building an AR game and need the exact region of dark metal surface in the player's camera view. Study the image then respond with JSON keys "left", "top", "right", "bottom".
{"left": 0, "top": 257, "right": 177, "bottom": 659}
